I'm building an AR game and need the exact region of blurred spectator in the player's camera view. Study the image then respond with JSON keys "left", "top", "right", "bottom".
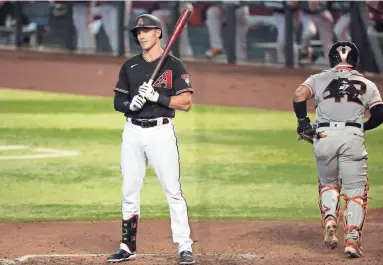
{"left": 0, "top": 1, "right": 36, "bottom": 45}
{"left": 123, "top": 0, "right": 132, "bottom": 55}
{"left": 0, "top": 1, "right": 31, "bottom": 28}
{"left": 264, "top": 1, "right": 300, "bottom": 65}
{"left": 95, "top": 0, "right": 119, "bottom": 55}
{"left": 150, "top": 1, "right": 194, "bottom": 58}
{"left": 71, "top": 1, "right": 93, "bottom": 54}
{"left": 0, "top": 1, "right": 16, "bottom": 27}
{"left": 70, "top": 0, "right": 124, "bottom": 55}
{"left": 52, "top": 1, "right": 68, "bottom": 17}
{"left": 329, "top": 1, "right": 351, "bottom": 42}
{"left": 205, "top": 1, "right": 249, "bottom": 61}
{"left": 367, "top": 1, "right": 383, "bottom": 33}
{"left": 299, "top": 0, "right": 333, "bottom": 65}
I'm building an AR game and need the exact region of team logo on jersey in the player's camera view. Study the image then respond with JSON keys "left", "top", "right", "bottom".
{"left": 181, "top": 74, "right": 190, "bottom": 86}
{"left": 136, "top": 18, "right": 144, "bottom": 26}
{"left": 153, "top": 70, "right": 173, "bottom": 89}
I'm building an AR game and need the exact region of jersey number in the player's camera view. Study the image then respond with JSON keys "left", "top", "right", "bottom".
{"left": 323, "top": 79, "right": 366, "bottom": 105}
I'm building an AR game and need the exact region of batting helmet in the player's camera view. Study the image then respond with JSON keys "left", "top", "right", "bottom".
{"left": 130, "top": 14, "right": 163, "bottom": 45}
{"left": 328, "top": 41, "right": 359, "bottom": 68}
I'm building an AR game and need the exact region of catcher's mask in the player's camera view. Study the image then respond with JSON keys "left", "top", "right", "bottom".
{"left": 328, "top": 41, "right": 359, "bottom": 68}
{"left": 130, "top": 14, "right": 163, "bottom": 45}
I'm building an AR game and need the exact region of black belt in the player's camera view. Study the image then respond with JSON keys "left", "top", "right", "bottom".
{"left": 130, "top": 118, "right": 169, "bottom": 128}
{"left": 317, "top": 122, "right": 362, "bottom": 129}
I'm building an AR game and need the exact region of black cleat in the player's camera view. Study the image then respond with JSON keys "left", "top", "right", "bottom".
{"left": 107, "top": 249, "right": 136, "bottom": 263}
{"left": 179, "top": 250, "right": 195, "bottom": 264}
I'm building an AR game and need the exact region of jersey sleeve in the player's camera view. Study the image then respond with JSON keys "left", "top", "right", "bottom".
{"left": 364, "top": 83, "right": 383, "bottom": 110}
{"left": 113, "top": 64, "right": 130, "bottom": 95}
{"left": 301, "top": 75, "right": 316, "bottom": 98}
{"left": 173, "top": 61, "right": 193, "bottom": 95}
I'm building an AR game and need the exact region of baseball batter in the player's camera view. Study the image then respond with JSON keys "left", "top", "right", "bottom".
{"left": 107, "top": 14, "right": 195, "bottom": 265}
{"left": 293, "top": 41, "right": 383, "bottom": 258}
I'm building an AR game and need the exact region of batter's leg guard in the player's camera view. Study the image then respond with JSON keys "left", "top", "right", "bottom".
{"left": 318, "top": 183, "right": 342, "bottom": 249}
{"left": 121, "top": 214, "right": 139, "bottom": 253}
{"left": 343, "top": 182, "right": 369, "bottom": 258}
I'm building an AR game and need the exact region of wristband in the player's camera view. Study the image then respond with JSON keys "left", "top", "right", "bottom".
{"left": 157, "top": 94, "right": 171, "bottom": 107}
{"left": 293, "top": 101, "right": 307, "bottom": 119}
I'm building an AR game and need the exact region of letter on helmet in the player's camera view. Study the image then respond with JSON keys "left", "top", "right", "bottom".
{"left": 130, "top": 14, "right": 163, "bottom": 45}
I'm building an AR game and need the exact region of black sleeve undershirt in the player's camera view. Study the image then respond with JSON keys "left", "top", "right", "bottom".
{"left": 293, "top": 101, "right": 307, "bottom": 119}
{"left": 364, "top": 104, "right": 383, "bottom": 131}
{"left": 114, "top": 92, "right": 132, "bottom": 113}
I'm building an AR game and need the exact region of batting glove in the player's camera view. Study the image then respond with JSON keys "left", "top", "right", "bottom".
{"left": 297, "top": 117, "right": 314, "bottom": 136}
{"left": 129, "top": 94, "right": 146, "bottom": 111}
{"left": 138, "top": 82, "right": 159, "bottom": 102}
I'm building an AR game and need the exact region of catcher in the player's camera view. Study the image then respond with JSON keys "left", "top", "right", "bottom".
{"left": 293, "top": 41, "right": 383, "bottom": 258}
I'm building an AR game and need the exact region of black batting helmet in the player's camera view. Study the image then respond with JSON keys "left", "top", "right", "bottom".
{"left": 328, "top": 41, "right": 359, "bottom": 68}
{"left": 130, "top": 14, "right": 163, "bottom": 45}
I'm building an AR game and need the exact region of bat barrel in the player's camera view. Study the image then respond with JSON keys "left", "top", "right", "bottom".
{"left": 149, "top": 9, "right": 192, "bottom": 84}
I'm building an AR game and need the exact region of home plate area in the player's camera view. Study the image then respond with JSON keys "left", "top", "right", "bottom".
{"left": 0, "top": 217, "right": 382, "bottom": 265}
{"left": 0, "top": 253, "right": 261, "bottom": 265}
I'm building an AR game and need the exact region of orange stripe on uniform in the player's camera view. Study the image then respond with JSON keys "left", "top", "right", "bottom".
{"left": 301, "top": 83, "right": 314, "bottom": 97}
{"left": 369, "top": 100, "right": 383, "bottom": 109}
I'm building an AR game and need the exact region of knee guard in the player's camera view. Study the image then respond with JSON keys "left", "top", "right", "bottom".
{"left": 122, "top": 214, "right": 139, "bottom": 253}
{"left": 343, "top": 182, "right": 369, "bottom": 244}
{"left": 318, "top": 183, "right": 342, "bottom": 227}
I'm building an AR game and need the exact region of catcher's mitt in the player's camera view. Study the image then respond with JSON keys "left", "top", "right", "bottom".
{"left": 297, "top": 117, "right": 317, "bottom": 144}
{"left": 298, "top": 131, "right": 314, "bottom": 144}
{"left": 297, "top": 123, "right": 327, "bottom": 144}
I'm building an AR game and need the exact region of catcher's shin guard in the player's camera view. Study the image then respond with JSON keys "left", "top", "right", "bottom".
{"left": 122, "top": 214, "right": 139, "bottom": 253}
{"left": 343, "top": 182, "right": 369, "bottom": 258}
{"left": 318, "top": 183, "right": 342, "bottom": 249}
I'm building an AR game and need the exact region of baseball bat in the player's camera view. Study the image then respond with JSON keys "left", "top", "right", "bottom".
{"left": 147, "top": 9, "right": 192, "bottom": 86}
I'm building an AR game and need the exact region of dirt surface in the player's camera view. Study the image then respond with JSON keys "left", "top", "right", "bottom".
{"left": 0, "top": 217, "right": 382, "bottom": 265}
{"left": 0, "top": 50, "right": 382, "bottom": 265}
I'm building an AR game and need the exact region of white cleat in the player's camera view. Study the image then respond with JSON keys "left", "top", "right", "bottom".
{"left": 324, "top": 218, "right": 338, "bottom": 250}
{"left": 344, "top": 239, "right": 363, "bottom": 258}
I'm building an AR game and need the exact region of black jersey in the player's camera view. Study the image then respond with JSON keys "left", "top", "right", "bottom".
{"left": 113, "top": 53, "right": 193, "bottom": 119}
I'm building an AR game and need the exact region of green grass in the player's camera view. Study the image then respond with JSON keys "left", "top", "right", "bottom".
{"left": 1, "top": 88, "right": 382, "bottom": 222}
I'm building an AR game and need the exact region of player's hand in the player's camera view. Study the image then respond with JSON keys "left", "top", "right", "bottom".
{"left": 129, "top": 94, "right": 146, "bottom": 111}
{"left": 138, "top": 82, "right": 159, "bottom": 102}
{"left": 297, "top": 117, "right": 314, "bottom": 136}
